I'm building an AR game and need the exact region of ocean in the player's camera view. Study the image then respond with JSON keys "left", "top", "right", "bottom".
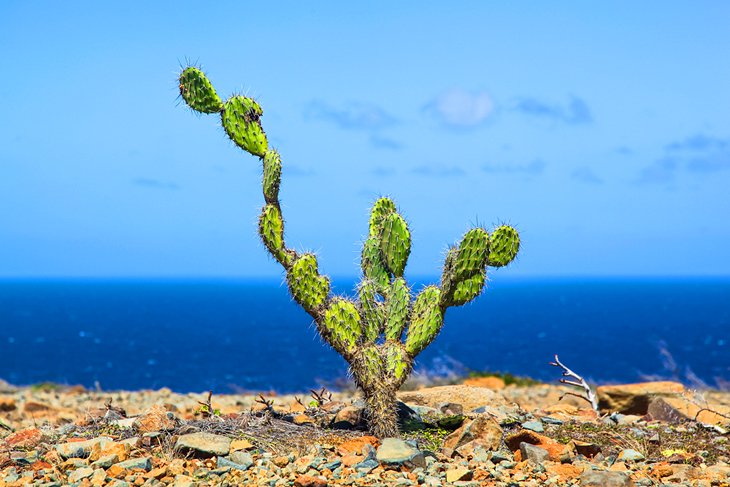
{"left": 0, "top": 278, "right": 728, "bottom": 393}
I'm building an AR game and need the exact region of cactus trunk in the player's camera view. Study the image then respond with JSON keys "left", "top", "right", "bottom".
{"left": 177, "top": 65, "right": 521, "bottom": 437}
{"left": 362, "top": 382, "right": 400, "bottom": 439}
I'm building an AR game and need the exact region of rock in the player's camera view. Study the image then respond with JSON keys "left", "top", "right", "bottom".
{"left": 293, "top": 413, "right": 316, "bottom": 426}
{"left": 91, "top": 454, "right": 119, "bottom": 468}
{"left": 398, "top": 385, "right": 508, "bottom": 412}
{"left": 68, "top": 466, "right": 94, "bottom": 483}
{"left": 4, "top": 428, "right": 42, "bottom": 448}
{"left": 55, "top": 437, "right": 113, "bottom": 459}
{"left": 438, "top": 402, "right": 464, "bottom": 415}
{"left": 228, "top": 451, "right": 254, "bottom": 469}
{"left": 376, "top": 438, "right": 426, "bottom": 468}
{"left": 0, "top": 396, "right": 16, "bottom": 411}
{"left": 618, "top": 448, "right": 645, "bottom": 461}
{"left": 505, "top": 430, "right": 570, "bottom": 463}
{"left": 649, "top": 395, "right": 730, "bottom": 425}
{"left": 24, "top": 400, "right": 56, "bottom": 413}
{"left": 520, "top": 442, "right": 550, "bottom": 463}
{"left": 217, "top": 455, "right": 252, "bottom": 471}
{"left": 521, "top": 420, "right": 544, "bottom": 433}
{"left": 289, "top": 400, "right": 307, "bottom": 413}
{"left": 133, "top": 404, "right": 177, "bottom": 432}
{"left": 337, "top": 436, "right": 379, "bottom": 456}
{"left": 580, "top": 470, "right": 634, "bottom": 486}
{"left": 353, "top": 457, "right": 379, "bottom": 473}
{"left": 442, "top": 415, "right": 502, "bottom": 456}
{"left": 596, "top": 381, "right": 684, "bottom": 414}
{"left": 397, "top": 401, "right": 422, "bottom": 426}
{"left": 229, "top": 439, "right": 254, "bottom": 451}
{"left": 175, "top": 432, "right": 231, "bottom": 457}
{"left": 116, "top": 457, "right": 151, "bottom": 471}
{"left": 89, "top": 440, "right": 130, "bottom": 462}
{"left": 647, "top": 397, "right": 687, "bottom": 423}
{"left": 332, "top": 405, "right": 363, "bottom": 429}
{"left": 445, "top": 467, "right": 472, "bottom": 482}
{"left": 294, "top": 475, "right": 328, "bottom": 487}
{"left": 463, "top": 376, "right": 506, "bottom": 389}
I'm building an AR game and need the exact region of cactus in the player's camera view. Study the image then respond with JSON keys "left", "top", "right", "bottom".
{"left": 177, "top": 65, "right": 521, "bottom": 438}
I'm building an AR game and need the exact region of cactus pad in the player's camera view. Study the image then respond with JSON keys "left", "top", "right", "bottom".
{"left": 178, "top": 67, "right": 223, "bottom": 114}
{"left": 361, "top": 236, "right": 391, "bottom": 293}
{"left": 379, "top": 213, "right": 411, "bottom": 277}
{"left": 323, "top": 299, "right": 363, "bottom": 356}
{"left": 369, "top": 197, "right": 397, "bottom": 237}
{"left": 454, "top": 228, "right": 489, "bottom": 279}
{"left": 222, "top": 96, "right": 268, "bottom": 157}
{"left": 258, "top": 204, "right": 289, "bottom": 266}
{"left": 358, "top": 280, "right": 385, "bottom": 343}
{"left": 383, "top": 343, "right": 410, "bottom": 383}
{"left": 262, "top": 150, "right": 282, "bottom": 203}
{"left": 405, "top": 286, "right": 444, "bottom": 356}
{"left": 385, "top": 278, "right": 410, "bottom": 341}
{"left": 288, "top": 254, "right": 330, "bottom": 312}
{"left": 450, "top": 270, "right": 486, "bottom": 306}
{"left": 488, "top": 225, "right": 520, "bottom": 267}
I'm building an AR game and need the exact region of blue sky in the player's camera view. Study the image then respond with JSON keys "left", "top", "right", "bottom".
{"left": 1, "top": 1, "right": 729, "bottom": 278}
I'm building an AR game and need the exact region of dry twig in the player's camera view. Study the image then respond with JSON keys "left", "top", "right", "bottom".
{"left": 550, "top": 354, "right": 598, "bottom": 411}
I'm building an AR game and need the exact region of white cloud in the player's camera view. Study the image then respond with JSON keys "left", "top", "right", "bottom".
{"left": 426, "top": 89, "right": 494, "bottom": 128}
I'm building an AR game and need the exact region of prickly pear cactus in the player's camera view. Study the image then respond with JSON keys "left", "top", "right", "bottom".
{"left": 177, "top": 65, "right": 521, "bottom": 438}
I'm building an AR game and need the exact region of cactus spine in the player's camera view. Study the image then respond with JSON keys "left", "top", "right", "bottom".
{"left": 177, "top": 66, "right": 521, "bottom": 438}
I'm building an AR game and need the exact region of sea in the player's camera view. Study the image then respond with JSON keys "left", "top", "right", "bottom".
{"left": 0, "top": 277, "right": 728, "bottom": 393}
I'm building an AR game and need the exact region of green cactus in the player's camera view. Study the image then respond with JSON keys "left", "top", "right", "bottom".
{"left": 176, "top": 65, "right": 521, "bottom": 438}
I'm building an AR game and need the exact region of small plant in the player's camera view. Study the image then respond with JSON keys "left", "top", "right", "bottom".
{"left": 177, "top": 65, "right": 521, "bottom": 437}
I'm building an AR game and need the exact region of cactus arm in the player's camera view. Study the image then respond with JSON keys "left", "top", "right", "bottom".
{"left": 178, "top": 66, "right": 335, "bottom": 322}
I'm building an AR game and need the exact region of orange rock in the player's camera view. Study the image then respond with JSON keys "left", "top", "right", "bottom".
{"left": 0, "top": 396, "right": 16, "bottom": 411}
{"left": 463, "top": 376, "right": 506, "bottom": 390}
{"left": 597, "top": 381, "right": 684, "bottom": 414}
{"left": 294, "top": 474, "right": 328, "bottom": 487}
{"left": 505, "top": 430, "right": 570, "bottom": 463}
{"left": 24, "top": 401, "right": 56, "bottom": 413}
{"left": 107, "top": 464, "right": 126, "bottom": 478}
{"left": 5, "top": 428, "right": 43, "bottom": 448}
{"left": 230, "top": 439, "right": 254, "bottom": 451}
{"left": 133, "top": 404, "right": 176, "bottom": 432}
{"left": 341, "top": 455, "right": 363, "bottom": 467}
{"left": 443, "top": 416, "right": 503, "bottom": 456}
{"left": 544, "top": 462, "right": 585, "bottom": 481}
{"left": 89, "top": 441, "right": 130, "bottom": 462}
{"left": 655, "top": 396, "right": 730, "bottom": 425}
{"left": 31, "top": 460, "right": 53, "bottom": 471}
{"left": 336, "top": 436, "right": 379, "bottom": 456}
{"left": 289, "top": 400, "right": 307, "bottom": 413}
{"left": 651, "top": 463, "right": 673, "bottom": 479}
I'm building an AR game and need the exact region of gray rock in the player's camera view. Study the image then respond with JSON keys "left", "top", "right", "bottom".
{"left": 175, "top": 432, "right": 231, "bottom": 457}
{"left": 217, "top": 456, "right": 251, "bottom": 471}
{"left": 618, "top": 448, "right": 645, "bottom": 461}
{"left": 353, "top": 457, "right": 379, "bottom": 473}
{"left": 438, "top": 402, "right": 464, "bottom": 415}
{"left": 521, "top": 420, "right": 544, "bottom": 433}
{"left": 323, "top": 459, "right": 342, "bottom": 470}
{"left": 228, "top": 451, "right": 254, "bottom": 470}
{"left": 376, "top": 438, "right": 426, "bottom": 468}
{"left": 580, "top": 470, "right": 634, "bottom": 487}
{"left": 520, "top": 442, "right": 550, "bottom": 464}
{"left": 116, "top": 457, "right": 152, "bottom": 471}
{"left": 91, "top": 454, "right": 119, "bottom": 468}
{"left": 541, "top": 416, "right": 563, "bottom": 425}
{"left": 490, "top": 450, "right": 513, "bottom": 463}
{"left": 68, "top": 467, "right": 94, "bottom": 483}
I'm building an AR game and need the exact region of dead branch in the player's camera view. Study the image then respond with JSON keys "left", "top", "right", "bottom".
{"left": 550, "top": 354, "right": 598, "bottom": 412}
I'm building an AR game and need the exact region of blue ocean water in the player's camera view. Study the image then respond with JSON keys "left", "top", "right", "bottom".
{"left": 0, "top": 278, "right": 728, "bottom": 393}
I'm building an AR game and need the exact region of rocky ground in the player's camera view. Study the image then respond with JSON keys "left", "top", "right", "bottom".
{"left": 1, "top": 377, "right": 729, "bottom": 486}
